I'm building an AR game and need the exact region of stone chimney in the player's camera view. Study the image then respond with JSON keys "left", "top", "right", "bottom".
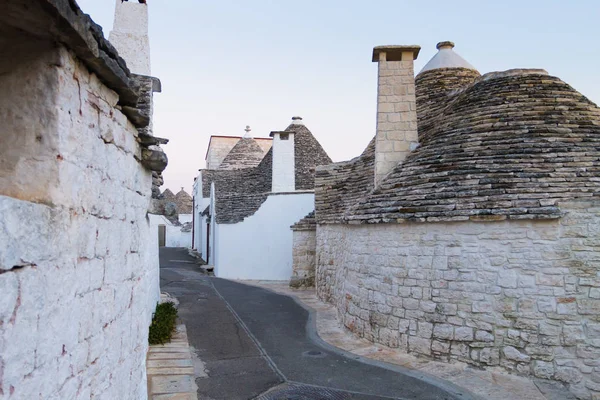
{"left": 270, "top": 117, "right": 302, "bottom": 193}
{"left": 109, "top": 0, "right": 151, "bottom": 75}
{"left": 372, "top": 45, "right": 421, "bottom": 186}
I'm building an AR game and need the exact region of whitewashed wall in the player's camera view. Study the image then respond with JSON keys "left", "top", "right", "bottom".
{"left": 0, "top": 46, "right": 157, "bottom": 399}
{"left": 192, "top": 175, "right": 210, "bottom": 259}
{"left": 271, "top": 132, "right": 296, "bottom": 193}
{"left": 316, "top": 200, "right": 600, "bottom": 400}
{"left": 214, "top": 192, "right": 314, "bottom": 280}
{"left": 148, "top": 214, "right": 192, "bottom": 248}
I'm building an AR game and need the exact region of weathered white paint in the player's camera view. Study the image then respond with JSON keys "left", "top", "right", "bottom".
{"left": 148, "top": 214, "right": 192, "bottom": 248}
{"left": 109, "top": 0, "right": 151, "bottom": 75}
{"left": 0, "top": 45, "right": 157, "bottom": 399}
{"left": 316, "top": 201, "right": 600, "bottom": 400}
{"left": 214, "top": 192, "right": 314, "bottom": 280}
{"left": 419, "top": 42, "right": 477, "bottom": 74}
{"left": 271, "top": 131, "right": 296, "bottom": 193}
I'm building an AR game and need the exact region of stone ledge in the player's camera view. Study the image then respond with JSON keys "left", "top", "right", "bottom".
{"left": 147, "top": 324, "right": 198, "bottom": 399}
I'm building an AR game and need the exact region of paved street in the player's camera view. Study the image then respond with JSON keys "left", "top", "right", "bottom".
{"left": 159, "top": 248, "right": 477, "bottom": 400}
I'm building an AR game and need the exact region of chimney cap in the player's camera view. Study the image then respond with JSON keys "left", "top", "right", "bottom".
{"left": 372, "top": 45, "right": 420, "bottom": 62}
{"left": 436, "top": 41, "right": 455, "bottom": 50}
{"left": 269, "top": 131, "right": 287, "bottom": 137}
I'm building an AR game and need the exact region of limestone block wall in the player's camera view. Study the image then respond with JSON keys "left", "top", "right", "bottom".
{"left": 375, "top": 58, "right": 418, "bottom": 185}
{"left": 290, "top": 228, "right": 317, "bottom": 288}
{"left": 0, "top": 44, "right": 157, "bottom": 399}
{"left": 316, "top": 201, "right": 600, "bottom": 400}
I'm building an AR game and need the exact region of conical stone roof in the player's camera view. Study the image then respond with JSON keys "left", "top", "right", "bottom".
{"left": 219, "top": 137, "right": 266, "bottom": 170}
{"left": 174, "top": 189, "right": 193, "bottom": 214}
{"left": 346, "top": 69, "right": 600, "bottom": 223}
{"left": 161, "top": 188, "right": 175, "bottom": 201}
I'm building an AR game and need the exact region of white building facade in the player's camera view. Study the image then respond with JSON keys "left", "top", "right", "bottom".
{"left": 192, "top": 118, "right": 331, "bottom": 280}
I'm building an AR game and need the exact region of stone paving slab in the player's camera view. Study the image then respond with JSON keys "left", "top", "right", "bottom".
{"left": 147, "top": 324, "right": 198, "bottom": 400}
{"left": 241, "top": 280, "right": 574, "bottom": 400}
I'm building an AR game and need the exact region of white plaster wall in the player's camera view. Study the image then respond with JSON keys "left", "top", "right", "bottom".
{"left": 0, "top": 46, "right": 157, "bottom": 400}
{"left": 214, "top": 193, "right": 314, "bottom": 280}
{"left": 209, "top": 183, "right": 217, "bottom": 265}
{"left": 316, "top": 201, "right": 600, "bottom": 400}
{"left": 109, "top": 0, "right": 151, "bottom": 75}
{"left": 271, "top": 133, "right": 295, "bottom": 193}
{"left": 148, "top": 214, "right": 192, "bottom": 248}
{"left": 178, "top": 214, "right": 193, "bottom": 224}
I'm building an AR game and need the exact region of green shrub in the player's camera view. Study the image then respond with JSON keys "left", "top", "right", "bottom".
{"left": 149, "top": 302, "right": 178, "bottom": 345}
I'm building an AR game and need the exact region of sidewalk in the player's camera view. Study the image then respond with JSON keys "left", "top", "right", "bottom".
{"left": 147, "top": 324, "right": 198, "bottom": 400}
{"left": 242, "top": 281, "right": 574, "bottom": 400}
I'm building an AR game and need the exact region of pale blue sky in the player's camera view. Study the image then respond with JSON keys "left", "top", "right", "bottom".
{"left": 78, "top": 0, "right": 600, "bottom": 194}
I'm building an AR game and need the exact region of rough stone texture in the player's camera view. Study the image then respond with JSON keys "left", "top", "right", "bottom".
{"left": 316, "top": 69, "right": 600, "bottom": 225}
{"left": 205, "top": 136, "right": 272, "bottom": 170}
{"left": 349, "top": 70, "right": 600, "bottom": 223}
{"left": 201, "top": 150, "right": 272, "bottom": 224}
{"left": 201, "top": 124, "right": 330, "bottom": 224}
{"left": 415, "top": 67, "right": 481, "bottom": 138}
{"left": 316, "top": 200, "right": 600, "bottom": 399}
{"left": 0, "top": 0, "right": 156, "bottom": 112}
{"left": 315, "top": 138, "right": 375, "bottom": 224}
{"left": 174, "top": 189, "right": 193, "bottom": 214}
{"left": 375, "top": 58, "right": 418, "bottom": 186}
{"left": 219, "top": 137, "right": 267, "bottom": 170}
{"left": 293, "top": 125, "right": 332, "bottom": 191}
{"left": 0, "top": 40, "right": 157, "bottom": 400}
{"left": 290, "top": 212, "right": 317, "bottom": 288}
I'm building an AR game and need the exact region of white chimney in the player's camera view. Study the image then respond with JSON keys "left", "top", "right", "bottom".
{"left": 109, "top": 0, "right": 151, "bottom": 75}
{"left": 270, "top": 117, "right": 301, "bottom": 193}
{"left": 372, "top": 45, "right": 420, "bottom": 186}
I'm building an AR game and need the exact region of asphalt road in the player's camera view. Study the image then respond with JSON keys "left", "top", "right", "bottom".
{"left": 159, "top": 247, "right": 478, "bottom": 400}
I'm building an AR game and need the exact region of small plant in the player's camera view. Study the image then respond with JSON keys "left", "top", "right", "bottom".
{"left": 149, "top": 302, "right": 178, "bottom": 345}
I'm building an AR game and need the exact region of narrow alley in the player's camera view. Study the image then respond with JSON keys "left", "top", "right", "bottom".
{"left": 159, "top": 248, "right": 476, "bottom": 400}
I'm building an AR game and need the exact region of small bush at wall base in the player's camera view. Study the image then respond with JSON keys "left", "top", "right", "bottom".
{"left": 149, "top": 302, "right": 178, "bottom": 345}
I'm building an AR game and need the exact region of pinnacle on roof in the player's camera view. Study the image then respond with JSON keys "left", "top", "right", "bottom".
{"left": 243, "top": 125, "right": 252, "bottom": 138}
{"left": 418, "top": 41, "right": 477, "bottom": 75}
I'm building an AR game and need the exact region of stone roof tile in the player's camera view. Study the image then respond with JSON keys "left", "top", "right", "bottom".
{"left": 202, "top": 124, "right": 331, "bottom": 223}
{"left": 347, "top": 70, "right": 600, "bottom": 223}
{"left": 219, "top": 138, "right": 266, "bottom": 170}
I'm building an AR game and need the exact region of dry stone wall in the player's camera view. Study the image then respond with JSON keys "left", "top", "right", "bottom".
{"left": 317, "top": 200, "right": 600, "bottom": 400}
{"left": 0, "top": 44, "right": 158, "bottom": 399}
{"left": 290, "top": 212, "right": 317, "bottom": 288}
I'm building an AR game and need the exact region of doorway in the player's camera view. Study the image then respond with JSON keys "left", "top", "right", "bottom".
{"left": 158, "top": 225, "right": 166, "bottom": 247}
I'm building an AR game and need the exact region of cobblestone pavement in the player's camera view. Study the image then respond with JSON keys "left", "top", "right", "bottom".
{"left": 159, "top": 248, "right": 480, "bottom": 400}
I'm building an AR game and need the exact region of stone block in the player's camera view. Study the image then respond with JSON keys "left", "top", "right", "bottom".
{"left": 454, "top": 327, "right": 474, "bottom": 341}
{"left": 503, "top": 346, "right": 531, "bottom": 363}
{"left": 408, "top": 336, "right": 431, "bottom": 356}
{"left": 433, "top": 324, "right": 454, "bottom": 340}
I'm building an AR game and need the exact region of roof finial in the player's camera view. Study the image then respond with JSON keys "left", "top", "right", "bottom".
{"left": 243, "top": 125, "right": 252, "bottom": 138}
{"left": 436, "top": 41, "right": 455, "bottom": 50}
{"left": 291, "top": 116, "right": 304, "bottom": 126}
